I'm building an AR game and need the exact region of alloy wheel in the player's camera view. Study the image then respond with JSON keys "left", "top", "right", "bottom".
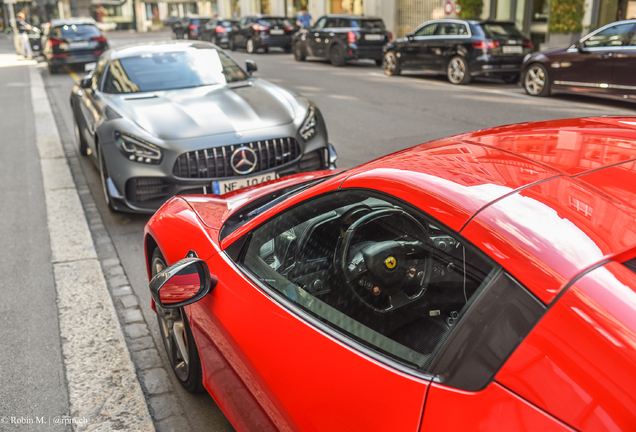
{"left": 152, "top": 252, "right": 191, "bottom": 382}
{"left": 383, "top": 51, "right": 400, "bottom": 76}
{"left": 447, "top": 57, "right": 467, "bottom": 84}
{"left": 524, "top": 64, "right": 549, "bottom": 96}
{"left": 151, "top": 249, "right": 205, "bottom": 393}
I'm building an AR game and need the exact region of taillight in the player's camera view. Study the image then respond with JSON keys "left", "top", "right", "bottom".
{"left": 347, "top": 31, "right": 357, "bottom": 44}
{"left": 48, "top": 38, "right": 64, "bottom": 47}
{"left": 285, "top": 25, "right": 295, "bottom": 31}
{"left": 252, "top": 24, "right": 269, "bottom": 31}
{"left": 523, "top": 40, "right": 533, "bottom": 49}
{"left": 91, "top": 36, "right": 107, "bottom": 43}
{"left": 215, "top": 26, "right": 226, "bottom": 34}
{"left": 472, "top": 40, "right": 499, "bottom": 49}
{"left": 388, "top": 31, "right": 393, "bottom": 41}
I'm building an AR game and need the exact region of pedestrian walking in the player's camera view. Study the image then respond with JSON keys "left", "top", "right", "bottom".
{"left": 296, "top": 7, "right": 313, "bottom": 29}
{"left": 16, "top": 12, "right": 34, "bottom": 59}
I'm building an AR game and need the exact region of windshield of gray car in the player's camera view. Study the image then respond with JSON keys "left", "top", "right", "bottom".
{"left": 101, "top": 48, "right": 248, "bottom": 93}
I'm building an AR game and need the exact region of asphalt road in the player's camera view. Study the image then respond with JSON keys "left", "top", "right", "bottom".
{"left": 42, "top": 31, "right": 636, "bottom": 431}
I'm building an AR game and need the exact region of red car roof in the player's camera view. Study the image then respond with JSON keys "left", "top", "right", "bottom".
{"left": 342, "top": 117, "right": 636, "bottom": 303}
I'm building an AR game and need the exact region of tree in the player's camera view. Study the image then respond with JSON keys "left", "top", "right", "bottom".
{"left": 549, "top": 0, "right": 585, "bottom": 33}
{"left": 457, "top": 0, "right": 483, "bottom": 20}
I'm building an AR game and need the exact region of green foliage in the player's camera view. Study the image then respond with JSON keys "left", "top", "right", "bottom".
{"left": 549, "top": 0, "right": 585, "bottom": 33}
{"left": 457, "top": 0, "right": 483, "bottom": 19}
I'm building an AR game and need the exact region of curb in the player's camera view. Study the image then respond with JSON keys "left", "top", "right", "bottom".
{"left": 43, "top": 65, "right": 193, "bottom": 432}
{"left": 31, "top": 62, "right": 156, "bottom": 431}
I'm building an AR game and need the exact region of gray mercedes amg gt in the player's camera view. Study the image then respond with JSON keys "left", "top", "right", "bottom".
{"left": 70, "top": 41, "right": 336, "bottom": 213}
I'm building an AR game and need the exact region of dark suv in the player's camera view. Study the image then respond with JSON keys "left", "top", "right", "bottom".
{"left": 292, "top": 15, "right": 390, "bottom": 66}
{"left": 199, "top": 18, "right": 238, "bottom": 47}
{"left": 172, "top": 15, "right": 211, "bottom": 40}
{"left": 42, "top": 17, "right": 108, "bottom": 74}
{"left": 382, "top": 19, "right": 532, "bottom": 84}
{"left": 229, "top": 15, "right": 295, "bottom": 53}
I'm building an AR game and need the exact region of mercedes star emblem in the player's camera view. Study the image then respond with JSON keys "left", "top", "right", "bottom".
{"left": 230, "top": 146, "right": 258, "bottom": 175}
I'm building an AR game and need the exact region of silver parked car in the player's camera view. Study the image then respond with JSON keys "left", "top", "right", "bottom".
{"left": 70, "top": 41, "right": 336, "bottom": 213}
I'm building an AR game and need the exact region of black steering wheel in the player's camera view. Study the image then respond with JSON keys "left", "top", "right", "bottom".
{"left": 335, "top": 208, "right": 433, "bottom": 313}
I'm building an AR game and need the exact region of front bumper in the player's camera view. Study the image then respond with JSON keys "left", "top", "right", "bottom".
{"left": 99, "top": 121, "right": 335, "bottom": 214}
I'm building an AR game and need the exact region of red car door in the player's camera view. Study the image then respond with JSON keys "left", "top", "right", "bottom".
{"left": 188, "top": 186, "right": 528, "bottom": 431}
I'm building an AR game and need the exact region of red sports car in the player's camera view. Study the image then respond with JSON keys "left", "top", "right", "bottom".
{"left": 145, "top": 117, "right": 636, "bottom": 432}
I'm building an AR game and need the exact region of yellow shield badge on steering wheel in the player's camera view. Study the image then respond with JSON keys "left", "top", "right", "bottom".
{"left": 384, "top": 256, "right": 397, "bottom": 269}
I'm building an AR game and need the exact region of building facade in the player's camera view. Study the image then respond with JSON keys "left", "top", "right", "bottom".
{"left": 1, "top": 0, "right": 631, "bottom": 46}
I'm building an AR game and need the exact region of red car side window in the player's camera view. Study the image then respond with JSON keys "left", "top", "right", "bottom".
{"left": 241, "top": 189, "right": 499, "bottom": 373}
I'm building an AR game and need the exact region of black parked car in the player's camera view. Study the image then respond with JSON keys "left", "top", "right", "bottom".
{"left": 42, "top": 17, "right": 108, "bottom": 74}
{"left": 382, "top": 19, "right": 532, "bottom": 84}
{"left": 292, "top": 15, "right": 390, "bottom": 66}
{"left": 172, "top": 15, "right": 211, "bottom": 40}
{"left": 521, "top": 19, "right": 636, "bottom": 100}
{"left": 162, "top": 15, "right": 182, "bottom": 28}
{"left": 199, "top": 18, "right": 238, "bottom": 47}
{"left": 229, "top": 15, "right": 295, "bottom": 53}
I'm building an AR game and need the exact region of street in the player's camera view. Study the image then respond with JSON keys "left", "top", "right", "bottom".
{"left": 8, "top": 29, "right": 636, "bottom": 431}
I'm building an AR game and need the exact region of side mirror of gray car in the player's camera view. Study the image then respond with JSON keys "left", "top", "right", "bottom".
{"left": 80, "top": 76, "right": 92, "bottom": 89}
{"left": 245, "top": 59, "right": 258, "bottom": 75}
{"left": 407, "top": 32, "right": 414, "bottom": 40}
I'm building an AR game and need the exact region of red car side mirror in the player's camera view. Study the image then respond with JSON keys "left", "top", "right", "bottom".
{"left": 150, "top": 258, "right": 216, "bottom": 308}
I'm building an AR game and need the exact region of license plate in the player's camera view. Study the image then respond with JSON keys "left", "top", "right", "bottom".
{"left": 364, "top": 34, "right": 384, "bottom": 41}
{"left": 270, "top": 29, "right": 284, "bottom": 35}
{"left": 69, "top": 41, "right": 91, "bottom": 49}
{"left": 213, "top": 172, "right": 278, "bottom": 195}
{"left": 502, "top": 45, "right": 522, "bottom": 54}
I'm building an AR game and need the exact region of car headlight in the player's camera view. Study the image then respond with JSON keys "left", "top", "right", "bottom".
{"left": 299, "top": 106, "right": 317, "bottom": 141}
{"left": 114, "top": 132, "right": 162, "bottom": 164}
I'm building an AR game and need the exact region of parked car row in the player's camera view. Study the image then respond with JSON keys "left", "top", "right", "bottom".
{"left": 289, "top": 15, "right": 636, "bottom": 104}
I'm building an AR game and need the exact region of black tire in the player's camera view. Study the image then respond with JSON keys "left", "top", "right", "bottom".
{"left": 447, "top": 55, "right": 471, "bottom": 85}
{"left": 294, "top": 42, "right": 306, "bottom": 61}
{"left": 151, "top": 248, "right": 205, "bottom": 394}
{"left": 284, "top": 45, "right": 292, "bottom": 54}
{"left": 524, "top": 63, "right": 551, "bottom": 97}
{"left": 375, "top": 58, "right": 382, "bottom": 67}
{"left": 383, "top": 51, "right": 401, "bottom": 76}
{"left": 329, "top": 44, "right": 346, "bottom": 67}
{"left": 229, "top": 37, "right": 235, "bottom": 51}
{"left": 246, "top": 38, "right": 255, "bottom": 54}
{"left": 72, "top": 104, "right": 89, "bottom": 156}
{"left": 98, "top": 144, "right": 116, "bottom": 212}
